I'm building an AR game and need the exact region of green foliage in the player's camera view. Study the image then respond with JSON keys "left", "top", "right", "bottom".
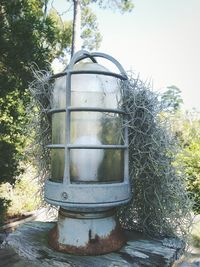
{"left": 161, "top": 86, "right": 200, "bottom": 213}
{"left": 0, "top": 90, "right": 28, "bottom": 181}
{"left": 161, "top": 85, "right": 183, "bottom": 112}
{"left": 0, "top": 198, "right": 11, "bottom": 224}
{"left": 67, "top": 0, "right": 134, "bottom": 53}
{"left": 0, "top": 0, "right": 66, "bottom": 222}
{"left": 48, "top": 8, "right": 73, "bottom": 57}
{"left": 0, "top": 141, "right": 22, "bottom": 185}
{"left": 81, "top": 7, "right": 102, "bottom": 50}
{"left": 171, "top": 111, "right": 200, "bottom": 213}
{"left": 0, "top": 0, "right": 61, "bottom": 187}
{"left": 183, "top": 141, "right": 200, "bottom": 213}
{"left": 0, "top": 166, "right": 41, "bottom": 217}
{"left": 49, "top": 2, "right": 104, "bottom": 57}
{"left": 81, "top": 0, "right": 134, "bottom": 13}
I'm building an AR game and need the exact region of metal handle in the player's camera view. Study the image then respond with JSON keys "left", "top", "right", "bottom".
{"left": 67, "top": 50, "right": 127, "bottom": 79}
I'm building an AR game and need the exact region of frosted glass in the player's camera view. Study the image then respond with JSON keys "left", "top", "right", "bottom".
{"left": 51, "top": 76, "right": 66, "bottom": 181}
{"left": 50, "top": 149, "right": 64, "bottom": 182}
{"left": 52, "top": 113, "right": 66, "bottom": 144}
{"left": 71, "top": 112, "right": 123, "bottom": 145}
{"left": 70, "top": 149, "right": 124, "bottom": 183}
{"left": 50, "top": 62, "right": 124, "bottom": 183}
{"left": 71, "top": 72, "right": 121, "bottom": 109}
{"left": 52, "top": 75, "right": 66, "bottom": 109}
{"left": 69, "top": 63, "right": 124, "bottom": 183}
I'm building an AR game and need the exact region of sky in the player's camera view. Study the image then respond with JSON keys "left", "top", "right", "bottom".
{"left": 50, "top": 0, "right": 200, "bottom": 111}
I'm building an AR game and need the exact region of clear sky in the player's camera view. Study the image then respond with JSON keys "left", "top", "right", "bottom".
{"left": 51, "top": 0, "right": 200, "bottom": 111}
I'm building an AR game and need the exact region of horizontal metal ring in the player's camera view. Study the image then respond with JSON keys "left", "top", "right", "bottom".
{"left": 48, "top": 108, "right": 66, "bottom": 114}
{"left": 50, "top": 70, "right": 127, "bottom": 81}
{"left": 59, "top": 208, "right": 116, "bottom": 219}
{"left": 47, "top": 144, "right": 127, "bottom": 149}
{"left": 48, "top": 107, "right": 127, "bottom": 115}
{"left": 67, "top": 144, "right": 127, "bottom": 149}
{"left": 68, "top": 107, "right": 126, "bottom": 114}
{"left": 69, "top": 70, "right": 127, "bottom": 80}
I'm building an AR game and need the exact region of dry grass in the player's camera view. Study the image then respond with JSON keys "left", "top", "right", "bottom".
{"left": 0, "top": 165, "right": 41, "bottom": 217}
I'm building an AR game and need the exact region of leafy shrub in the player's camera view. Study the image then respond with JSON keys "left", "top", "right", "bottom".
{"left": 0, "top": 0, "right": 61, "bottom": 221}
{"left": 0, "top": 198, "right": 11, "bottom": 225}
{"left": 0, "top": 165, "right": 41, "bottom": 218}
{"left": 0, "top": 141, "right": 23, "bottom": 185}
{"left": 169, "top": 111, "right": 200, "bottom": 214}
{"left": 176, "top": 139, "right": 200, "bottom": 214}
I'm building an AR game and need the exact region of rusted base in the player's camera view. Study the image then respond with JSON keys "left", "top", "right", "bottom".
{"left": 48, "top": 209, "right": 126, "bottom": 255}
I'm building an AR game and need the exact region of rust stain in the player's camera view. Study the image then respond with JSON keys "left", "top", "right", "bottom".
{"left": 48, "top": 223, "right": 126, "bottom": 256}
{"left": 88, "top": 229, "right": 99, "bottom": 244}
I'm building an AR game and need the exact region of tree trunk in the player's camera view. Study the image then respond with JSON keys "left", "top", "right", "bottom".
{"left": 71, "top": 0, "right": 82, "bottom": 57}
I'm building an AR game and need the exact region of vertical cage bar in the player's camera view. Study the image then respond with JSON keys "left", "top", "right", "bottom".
{"left": 63, "top": 71, "right": 71, "bottom": 185}
{"left": 124, "top": 119, "right": 129, "bottom": 183}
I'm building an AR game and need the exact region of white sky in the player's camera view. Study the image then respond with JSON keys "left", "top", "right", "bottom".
{"left": 51, "top": 0, "right": 200, "bottom": 111}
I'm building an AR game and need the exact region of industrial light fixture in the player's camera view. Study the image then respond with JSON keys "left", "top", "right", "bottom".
{"left": 45, "top": 50, "right": 131, "bottom": 255}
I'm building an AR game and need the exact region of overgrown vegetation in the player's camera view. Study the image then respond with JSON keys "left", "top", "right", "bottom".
{"left": 27, "top": 68, "right": 53, "bottom": 188}
{"left": 170, "top": 111, "right": 200, "bottom": 214}
{"left": 117, "top": 78, "right": 192, "bottom": 239}
{"left": 0, "top": 165, "right": 41, "bottom": 220}
{"left": 0, "top": 0, "right": 62, "bottom": 221}
{"left": 0, "top": 198, "right": 11, "bottom": 225}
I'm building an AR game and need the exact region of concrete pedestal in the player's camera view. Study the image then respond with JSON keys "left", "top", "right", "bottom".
{"left": 0, "top": 221, "right": 184, "bottom": 267}
{"left": 49, "top": 208, "right": 125, "bottom": 255}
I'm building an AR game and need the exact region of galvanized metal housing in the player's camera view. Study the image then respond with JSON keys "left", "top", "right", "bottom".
{"left": 44, "top": 50, "right": 131, "bottom": 210}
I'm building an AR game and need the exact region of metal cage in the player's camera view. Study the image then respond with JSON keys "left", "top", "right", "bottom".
{"left": 44, "top": 50, "right": 131, "bottom": 209}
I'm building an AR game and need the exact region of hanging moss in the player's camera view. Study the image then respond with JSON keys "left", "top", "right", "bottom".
{"left": 118, "top": 75, "right": 192, "bottom": 239}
